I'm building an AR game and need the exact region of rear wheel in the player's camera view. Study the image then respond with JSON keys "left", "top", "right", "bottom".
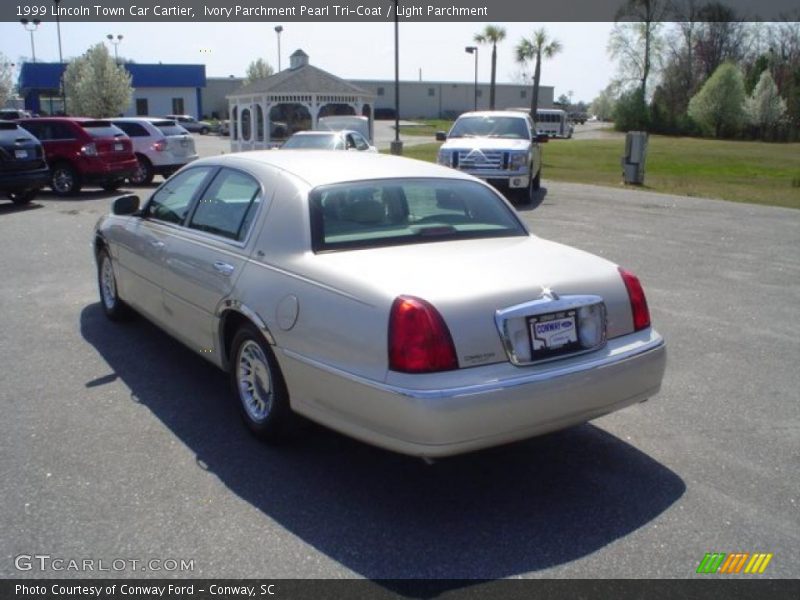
{"left": 51, "top": 163, "right": 81, "bottom": 196}
{"left": 102, "top": 179, "right": 125, "bottom": 192}
{"left": 199, "top": 126, "right": 210, "bottom": 135}
{"left": 129, "top": 154, "right": 154, "bottom": 185}
{"left": 230, "top": 324, "right": 294, "bottom": 442}
{"left": 7, "top": 188, "right": 39, "bottom": 204}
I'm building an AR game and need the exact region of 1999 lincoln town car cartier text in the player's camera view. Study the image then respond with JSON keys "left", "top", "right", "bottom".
{"left": 93, "top": 151, "right": 666, "bottom": 458}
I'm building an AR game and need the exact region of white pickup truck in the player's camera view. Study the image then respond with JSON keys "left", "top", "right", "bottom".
{"left": 436, "top": 111, "right": 545, "bottom": 204}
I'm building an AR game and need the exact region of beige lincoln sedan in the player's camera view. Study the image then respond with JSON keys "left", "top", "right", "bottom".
{"left": 93, "top": 151, "right": 666, "bottom": 458}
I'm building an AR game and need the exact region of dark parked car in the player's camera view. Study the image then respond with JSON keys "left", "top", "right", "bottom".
{"left": 0, "top": 120, "right": 49, "bottom": 204}
{"left": 17, "top": 118, "right": 138, "bottom": 196}
{"left": 0, "top": 109, "right": 34, "bottom": 120}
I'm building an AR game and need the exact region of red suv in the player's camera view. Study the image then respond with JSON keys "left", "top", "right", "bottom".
{"left": 18, "top": 118, "right": 138, "bottom": 196}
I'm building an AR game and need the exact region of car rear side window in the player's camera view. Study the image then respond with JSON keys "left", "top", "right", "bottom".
{"left": 82, "top": 121, "right": 125, "bottom": 138}
{"left": 310, "top": 178, "right": 526, "bottom": 252}
{"left": 188, "top": 168, "right": 262, "bottom": 242}
{"left": 113, "top": 122, "right": 149, "bottom": 137}
{"left": 152, "top": 121, "right": 187, "bottom": 136}
{"left": 147, "top": 167, "right": 214, "bottom": 225}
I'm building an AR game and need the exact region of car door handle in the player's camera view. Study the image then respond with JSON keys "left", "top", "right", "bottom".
{"left": 150, "top": 240, "right": 165, "bottom": 248}
{"left": 213, "top": 261, "right": 235, "bottom": 276}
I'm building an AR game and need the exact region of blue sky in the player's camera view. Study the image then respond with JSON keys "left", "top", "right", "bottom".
{"left": 1, "top": 22, "right": 616, "bottom": 102}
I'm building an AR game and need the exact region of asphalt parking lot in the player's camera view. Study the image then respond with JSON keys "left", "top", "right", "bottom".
{"left": 1, "top": 138, "right": 798, "bottom": 585}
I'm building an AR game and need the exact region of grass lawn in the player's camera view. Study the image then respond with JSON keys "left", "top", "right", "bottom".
{"left": 394, "top": 136, "right": 800, "bottom": 209}
{"left": 394, "top": 119, "right": 454, "bottom": 137}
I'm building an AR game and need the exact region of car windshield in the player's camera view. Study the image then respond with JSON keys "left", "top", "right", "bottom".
{"left": 310, "top": 178, "right": 526, "bottom": 252}
{"left": 152, "top": 121, "right": 188, "bottom": 136}
{"left": 448, "top": 116, "right": 530, "bottom": 140}
{"left": 82, "top": 121, "right": 126, "bottom": 138}
{"left": 283, "top": 134, "right": 341, "bottom": 150}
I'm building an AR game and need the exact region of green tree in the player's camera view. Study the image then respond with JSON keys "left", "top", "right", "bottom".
{"left": 245, "top": 58, "right": 274, "bottom": 84}
{"left": 745, "top": 70, "right": 787, "bottom": 139}
{"left": 590, "top": 84, "right": 618, "bottom": 121}
{"left": 473, "top": 25, "right": 506, "bottom": 110}
{"left": 515, "top": 28, "right": 562, "bottom": 120}
{"left": 63, "top": 44, "right": 132, "bottom": 117}
{"left": 0, "top": 53, "right": 14, "bottom": 108}
{"left": 688, "top": 62, "right": 746, "bottom": 138}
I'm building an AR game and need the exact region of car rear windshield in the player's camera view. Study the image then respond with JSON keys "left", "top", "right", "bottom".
{"left": 152, "top": 121, "right": 188, "bottom": 136}
{"left": 448, "top": 116, "right": 530, "bottom": 140}
{"left": 81, "top": 121, "right": 126, "bottom": 138}
{"left": 310, "top": 178, "right": 526, "bottom": 252}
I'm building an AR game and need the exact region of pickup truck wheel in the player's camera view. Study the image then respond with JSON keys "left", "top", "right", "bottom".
{"left": 51, "top": 163, "right": 82, "bottom": 196}
{"left": 97, "top": 249, "right": 132, "bottom": 321}
{"left": 230, "top": 324, "right": 294, "bottom": 442}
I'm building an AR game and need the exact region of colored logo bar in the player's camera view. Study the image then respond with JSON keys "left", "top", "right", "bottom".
{"left": 697, "top": 553, "right": 773, "bottom": 574}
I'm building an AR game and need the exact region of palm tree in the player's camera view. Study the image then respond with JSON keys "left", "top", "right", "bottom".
{"left": 473, "top": 25, "right": 506, "bottom": 110}
{"left": 515, "top": 28, "right": 563, "bottom": 120}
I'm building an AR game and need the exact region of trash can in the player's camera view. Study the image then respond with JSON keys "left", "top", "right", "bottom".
{"left": 621, "top": 131, "right": 648, "bottom": 185}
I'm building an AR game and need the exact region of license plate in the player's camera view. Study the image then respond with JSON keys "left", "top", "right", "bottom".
{"left": 528, "top": 310, "right": 580, "bottom": 358}
{"left": 114, "top": 143, "right": 123, "bottom": 151}
{"left": 14, "top": 149, "right": 28, "bottom": 159}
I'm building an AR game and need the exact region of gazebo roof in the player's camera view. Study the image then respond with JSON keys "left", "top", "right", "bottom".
{"left": 229, "top": 58, "right": 373, "bottom": 98}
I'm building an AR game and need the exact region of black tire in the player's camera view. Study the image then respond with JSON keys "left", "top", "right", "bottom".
{"left": 200, "top": 127, "right": 210, "bottom": 135}
{"left": 97, "top": 248, "right": 132, "bottom": 321}
{"left": 51, "top": 163, "right": 82, "bottom": 196}
{"left": 102, "top": 179, "right": 125, "bottom": 192}
{"left": 8, "top": 188, "right": 39, "bottom": 205}
{"left": 532, "top": 168, "right": 541, "bottom": 191}
{"left": 229, "top": 324, "right": 294, "bottom": 442}
{"left": 129, "top": 154, "right": 154, "bottom": 186}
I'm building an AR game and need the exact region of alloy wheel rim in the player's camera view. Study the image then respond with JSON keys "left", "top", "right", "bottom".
{"left": 131, "top": 158, "right": 147, "bottom": 184}
{"left": 237, "top": 340, "right": 273, "bottom": 422}
{"left": 53, "top": 168, "right": 73, "bottom": 193}
{"left": 101, "top": 257, "right": 116, "bottom": 309}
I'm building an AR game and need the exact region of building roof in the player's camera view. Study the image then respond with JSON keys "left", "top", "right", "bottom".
{"left": 230, "top": 63, "right": 373, "bottom": 98}
{"left": 19, "top": 63, "right": 206, "bottom": 91}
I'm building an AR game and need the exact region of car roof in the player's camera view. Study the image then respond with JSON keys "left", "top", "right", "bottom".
{"left": 18, "top": 116, "right": 99, "bottom": 123}
{"left": 457, "top": 111, "right": 531, "bottom": 119}
{"left": 192, "top": 150, "right": 477, "bottom": 189}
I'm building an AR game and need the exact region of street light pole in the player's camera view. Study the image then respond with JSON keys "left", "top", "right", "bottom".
{"left": 53, "top": 0, "right": 65, "bottom": 114}
{"left": 390, "top": 0, "right": 402, "bottom": 155}
{"left": 274, "top": 26, "right": 283, "bottom": 71}
{"left": 106, "top": 34, "right": 123, "bottom": 64}
{"left": 465, "top": 46, "right": 478, "bottom": 111}
{"left": 20, "top": 19, "right": 40, "bottom": 63}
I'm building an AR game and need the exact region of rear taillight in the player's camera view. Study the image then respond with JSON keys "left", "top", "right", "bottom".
{"left": 80, "top": 143, "right": 98, "bottom": 156}
{"left": 152, "top": 139, "right": 167, "bottom": 152}
{"left": 619, "top": 267, "right": 651, "bottom": 331}
{"left": 388, "top": 295, "right": 458, "bottom": 373}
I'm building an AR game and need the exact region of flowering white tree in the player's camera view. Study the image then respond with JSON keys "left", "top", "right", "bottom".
{"left": 63, "top": 43, "right": 132, "bottom": 117}
{"left": 746, "top": 70, "right": 787, "bottom": 139}
{"left": 0, "top": 53, "right": 14, "bottom": 108}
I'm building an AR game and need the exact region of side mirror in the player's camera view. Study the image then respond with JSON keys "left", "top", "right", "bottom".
{"left": 536, "top": 134, "right": 549, "bottom": 144}
{"left": 112, "top": 194, "right": 140, "bottom": 216}
{"left": 435, "top": 131, "right": 447, "bottom": 142}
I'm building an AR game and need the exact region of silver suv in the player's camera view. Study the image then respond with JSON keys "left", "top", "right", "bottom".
{"left": 436, "top": 111, "right": 544, "bottom": 204}
{"left": 110, "top": 118, "right": 198, "bottom": 185}
{"left": 164, "top": 115, "right": 212, "bottom": 135}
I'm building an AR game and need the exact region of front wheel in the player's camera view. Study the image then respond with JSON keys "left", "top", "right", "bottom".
{"left": 230, "top": 324, "right": 294, "bottom": 442}
{"left": 532, "top": 168, "right": 541, "bottom": 191}
{"left": 199, "top": 127, "right": 210, "bottom": 135}
{"left": 8, "top": 188, "right": 39, "bottom": 204}
{"left": 97, "top": 249, "right": 132, "bottom": 321}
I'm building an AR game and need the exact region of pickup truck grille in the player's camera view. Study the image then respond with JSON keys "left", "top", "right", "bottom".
{"left": 455, "top": 149, "right": 507, "bottom": 170}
